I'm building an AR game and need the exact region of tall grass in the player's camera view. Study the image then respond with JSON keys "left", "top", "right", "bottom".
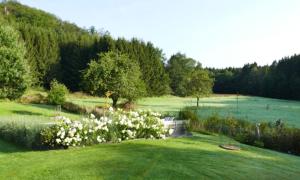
{"left": 0, "top": 116, "right": 52, "bottom": 149}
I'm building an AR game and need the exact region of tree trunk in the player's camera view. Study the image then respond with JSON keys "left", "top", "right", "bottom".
{"left": 112, "top": 96, "right": 118, "bottom": 108}
{"left": 197, "top": 97, "right": 199, "bottom": 107}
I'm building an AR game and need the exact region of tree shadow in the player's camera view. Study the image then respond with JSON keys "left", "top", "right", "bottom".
{"left": 11, "top": 110, "right": 42, "bottom": 116}
{"left": 1, "top": 135, "right": 299, "bottom": 179}
{"left": 28, "top": 103, "right": 78, "bottom": 115}
{"left": 73, "top": 137, "right": 300, "bottom": 179}
{"left": 0, "top": 139, "right": 28, "bottom": 153}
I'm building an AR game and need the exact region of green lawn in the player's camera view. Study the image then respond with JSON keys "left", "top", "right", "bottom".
{"left": 137, "top": 95, "right": 300, "bottom": 127}
{"left": 69, "top": 95, "right": 300, "bottom": 127}
{"left": 1, "top": 133, "right": 299, "bottom": 179}
{"left": 1, "top": 94, "right": 300, "bottom": 179}
{"left": 193, "top": 95, "right": 300, "bottom": 127}
{"left": 68, "top": 95, "right": 194, "bottom": 112}
{"left": 0, "top": 100, "right": 81, "bottom": 124}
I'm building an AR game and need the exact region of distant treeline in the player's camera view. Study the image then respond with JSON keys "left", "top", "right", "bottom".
{"left": 1, "top": 2, "right": 299, "bottom": 100}
{"left": 210, "top": 55, "right": 300, "bottom": 100}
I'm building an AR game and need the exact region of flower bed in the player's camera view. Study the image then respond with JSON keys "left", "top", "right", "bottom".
{"left": 40, "top": 108, "right": 173, "bottom": 148}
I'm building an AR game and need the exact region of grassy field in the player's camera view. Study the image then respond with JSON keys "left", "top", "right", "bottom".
{"left": 1, "top": 133, "right": 300, "bottom": 179}
{"left": 0, "top": 100, "right": 80, "bottom": 124}
{"left": 137, "top": 95, "right": 300, "bottom": 127}
{"left": 1, "top": 93, "right": 300, "bottom": 179}
{"left": 69, "top": 94, "right": 300, "bottom": 127}
{"left": 194, "top": 95, "right": 300, "bottom": 127}
{"left": 2, "top": 92, "right": 298, "bottom": 127}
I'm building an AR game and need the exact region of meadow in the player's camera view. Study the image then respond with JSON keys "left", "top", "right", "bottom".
{"left": 68, "top": 94, "right": 300, "bottom": 127}
{"left": 0, "top": 100, "right": 80, "bottom": 126}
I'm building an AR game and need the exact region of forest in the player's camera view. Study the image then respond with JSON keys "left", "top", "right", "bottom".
{"left": 1, "top": 1, "right": 300, "bottom": 101}
{"left": 211, "top": 55, "right": 300, "bottom": 100}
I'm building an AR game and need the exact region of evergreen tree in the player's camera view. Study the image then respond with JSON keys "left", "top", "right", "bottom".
{"left": 0, "top": 25, "right": 29, "bottom": 99}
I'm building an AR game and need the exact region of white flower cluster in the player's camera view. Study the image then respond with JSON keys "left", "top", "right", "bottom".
{"left": 52, "top": 114, "right": 111, "bottom": 147}
{"left": 45, "top": 108, "right": 173, "bottom": 148}
{"left": 111, "top": 109, "right": 169, "bottom": 140}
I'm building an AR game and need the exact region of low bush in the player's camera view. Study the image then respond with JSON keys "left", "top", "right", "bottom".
{"left": 180, "top": 108, "right": 300, "bottom": 155}
{"left": 0, "top": 109, "right": 172, "bottom": 150}
{"left": 62, "top": 102, "right": 87, "bottom": 114}
{"left": 41, "top": 109, "right": 171, "bottom": 148}
{"left": 0, "top": 120, "right": 47, "bottom": 149}
{"left": 119, "top": 101, "right": 135, "bottom": 110}
{"left": 62, "top": 101, "right": 104, "bottom": 117}
{"left": 19, "top": 93, "right": 47, "bottom": 104}
{"left": 48, "top": 80, "right": 68, "bottom": 105}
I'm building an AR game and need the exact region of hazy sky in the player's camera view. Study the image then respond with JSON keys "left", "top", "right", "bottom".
{"left": 18, "top": 0, "right": 300, "bottom": 68}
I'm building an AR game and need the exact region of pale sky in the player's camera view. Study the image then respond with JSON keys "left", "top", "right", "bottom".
{"left": 18, "top": 0, "right": 300, "bottom": 68}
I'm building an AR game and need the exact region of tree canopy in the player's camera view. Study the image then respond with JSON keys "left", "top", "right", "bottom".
{"left": 166, "top": 53, "right": 204, "bottom": 97}
{"left": 2, "top": 1, "right": 300, "bottom": 102}
{"left": 211, "top": 55, "right": 300, "bottom": 100}
{"left": 0, "top": 1, "right": 170, "bottom": 96}
{"left": 0, "top": 24, "right": 29, "bottom": 99}
{"left": 83, "top": 51, "right": 146, "bottom": 107}
{"left": 187, "top": 69, "right": 214, "bottom": 106}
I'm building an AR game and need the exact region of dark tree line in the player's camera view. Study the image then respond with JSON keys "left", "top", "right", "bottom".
{"left": 0, "top": 1, "right": 170, "bottom": 96}
{"left": 210, "top": 55, "right": 300, "bottom": 100}
{"left": 2, "top": 1, "right": 299, "bottom": 101}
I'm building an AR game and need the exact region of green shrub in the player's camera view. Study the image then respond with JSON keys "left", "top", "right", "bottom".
{"left": 62, "top": 101, "right": 104, "bottom": 117}
{"left": 19, "top": 93, "right": 47, "bottom": 104}
{"left": 62, "top": 102, "right": 86, "bottom": 114}
{"left": 40, "top": 109, "right": 170, "bottom": 148}
{"left": 179, "top": 108, "right": 199, "bottom": 121}
{"left": 254, "top": 140, "right": 264, "bottom": 148}
{"left": 180, "top": 108, "right": 300, "bottom": 155}
{"left": 48, "top": 80, "right": 68, "bottom": 105}
{"left": 0, "top": 120, "right": 46, "bottom": 149}
{"left": 40, "top": 125, "right": 66, "bottom": 149}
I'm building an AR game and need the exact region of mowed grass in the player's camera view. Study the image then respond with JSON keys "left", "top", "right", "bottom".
{"left": 69, "top": 94, "right": 300, "bottom": 127}
{"left": 1, "top": 93, "right": 300, "bottom": 179}
{"left": 0, "top": 100, "right": 80, "bottom": 123}
{"left": 2, "top": 92, "right": 298, "bottom": 127}
{"left": 138, "top": 95, "right": 300, "bottom": 127}
{"left": 194, "top": 95, "right": 300, "bottom": 127}
{"left": 1, "top": 133, "right": 300, "bottom": 179}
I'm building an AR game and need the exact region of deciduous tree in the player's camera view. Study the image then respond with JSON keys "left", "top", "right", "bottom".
{"left": 83, "top": 51, "right": 146, "bottom": 107}
{"left": 187, "top": 69, "right": 213, "bottom": 107}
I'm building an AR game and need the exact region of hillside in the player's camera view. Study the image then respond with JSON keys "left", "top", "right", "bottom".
{"left": 0, "top": 1, "right": 95, "bottom": 86}
{"left": 0, "top": 1, "right": 170, "bottom": 96}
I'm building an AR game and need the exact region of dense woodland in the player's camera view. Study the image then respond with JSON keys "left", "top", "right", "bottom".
{"left": 0, "top": 1, "right": 170, "bottom": 97}
{"left": 211, "top": 55, "right": 300, "bottom": 100}
{"left": 1, "top": 1, "right": 300, "bottom": 101}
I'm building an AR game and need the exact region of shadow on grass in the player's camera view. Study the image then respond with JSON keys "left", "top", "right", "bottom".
{"left": 28, "top": 103, "right": 57, "bottom": 110}
{"left": 0, "top": 139, "right": 28, "bottom": 153}
{"left": 72, "top": 137, "right": 300, "bottom": 179}
{"left": 28, "top": 103, "right": 79, "bottom": 115}
{"left": 11, "top": 110, "right": 43, "bottom": 116}
{"left": 1, "top": 135, "right": 299, "bottom": 179}
{"left": 77, "top": 100, "right": 105, "bottom": 104}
